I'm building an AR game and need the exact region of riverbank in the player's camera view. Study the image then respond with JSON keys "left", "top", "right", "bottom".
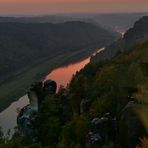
{"left": 0, "top": 48, "right": 96, "bottom": 112}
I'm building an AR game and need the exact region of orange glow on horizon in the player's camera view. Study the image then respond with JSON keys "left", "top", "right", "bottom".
{"left": 0, "top": 0, "right": 147, "bottom": 14}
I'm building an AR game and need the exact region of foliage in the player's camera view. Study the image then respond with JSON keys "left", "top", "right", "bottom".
{"left": 69, "top": 74, "right": 90, "bottom": 115}
{"left": 1, "top": 37, "right": 148, "bottom": 147}
{"left": 136, "top": 137, "right": 148, "bottom": 148}
{"left": 58, "top": 115, "right": 88, "bottom": 148}
{"left": 0, "top": 22, "right": 115, "bottom": 84}
{"left": 35, "top": 95, "right": 61, "bottom": 146}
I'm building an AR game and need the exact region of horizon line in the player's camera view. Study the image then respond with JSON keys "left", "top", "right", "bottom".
{"left": 0, "top": 11, "right": 148, "bottom": 17}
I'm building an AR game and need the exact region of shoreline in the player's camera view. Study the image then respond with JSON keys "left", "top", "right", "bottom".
{"left": 0, "top": 48, "right": 97, "bottom": 112}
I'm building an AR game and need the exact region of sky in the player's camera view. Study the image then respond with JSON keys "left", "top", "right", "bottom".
{"left": 0, "top": 0, "right": 148, "bottom": 15}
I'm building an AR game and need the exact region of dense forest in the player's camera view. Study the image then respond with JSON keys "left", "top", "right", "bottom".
{"left": 0, "top": 16, "right": 148, "bottom": 148}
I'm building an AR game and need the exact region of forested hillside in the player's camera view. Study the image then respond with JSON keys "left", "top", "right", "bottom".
{"left": 0, "top": 17, "right": 147, "bottom": 148}
{"left": 92, "top": 16, "right": 148, "bottom": 62}
{"left": 0, "top": 15, "right": 148, "bottom": 148}
{"left": 0, "top": 31, "right": 146, "bottom": 148}
{"left": 0, "top": 21, "right": 115, "bottom": 83}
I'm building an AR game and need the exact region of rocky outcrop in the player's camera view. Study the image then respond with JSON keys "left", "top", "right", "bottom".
{"left": 87, "top": 113, "right": 117, "bottom": 148}
{"left": 17, "top": 80, "right": 57, "bottom": 138}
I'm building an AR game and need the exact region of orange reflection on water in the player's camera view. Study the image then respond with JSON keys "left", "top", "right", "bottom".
{"left": 45, "top": 57, "right": 90, "bottom": 89}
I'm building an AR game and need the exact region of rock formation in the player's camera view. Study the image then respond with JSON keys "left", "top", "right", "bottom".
{"left": 87, "top": 113, "right": 117, "bottom": 148}
{"left": 17, "top": 80, "right": 57, "bottom": 138}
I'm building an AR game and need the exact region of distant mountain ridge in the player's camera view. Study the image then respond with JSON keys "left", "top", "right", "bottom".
{"left": 0, "top": 13, "right": 147, "bottom": 31}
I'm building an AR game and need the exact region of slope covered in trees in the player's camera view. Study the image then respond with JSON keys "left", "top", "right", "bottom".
{"left": 46, "top": 40, "right": 148, "bottom": 147}
{"left": 92, "top": 16, "right": 148, "bottom": 62}
{"left": 0, "top": 17, "right": 148, "bottom": 148}
{"left": 0, "top": 21, "right": 115, "bottom": 83}
{"left": 0, "top": 28, "right": 147, "bottom": 148}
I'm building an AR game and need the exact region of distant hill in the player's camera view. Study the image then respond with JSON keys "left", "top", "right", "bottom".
{"left": 0, "top": 21, "right": 116, "bottom": 83}
{"left": 0, "top": 13, "right": 148, "bottom": 31}
{"left": 89, "top": 13, "right": 148, "bottom": 31}
{"left": 92, "top": 16, "right": 148, "bottom": 62}
{"left": 0, "top": 16, "right": 76, "bottom": 23}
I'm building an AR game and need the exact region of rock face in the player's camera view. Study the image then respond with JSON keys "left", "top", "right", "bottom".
{"left": 17, "top": 80, "right": 57, "bottom": 138}
{"left": 87, "top": 113, "right": 117, "bottom": 148}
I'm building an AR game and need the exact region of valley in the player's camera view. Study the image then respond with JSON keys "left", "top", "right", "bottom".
{"left": 0, "top": 13, "right": 148, "bottom": 148}
{"left": 0, "top": 21, "right": 115, "bottom": 112}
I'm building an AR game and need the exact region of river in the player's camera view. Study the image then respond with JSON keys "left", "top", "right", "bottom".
{"left": 0, "top": 48, "right": 104, "bottom": 137}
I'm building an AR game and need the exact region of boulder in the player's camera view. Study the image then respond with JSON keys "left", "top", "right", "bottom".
{"left": 87, "top": 113, "right": 117, "bottom": 147}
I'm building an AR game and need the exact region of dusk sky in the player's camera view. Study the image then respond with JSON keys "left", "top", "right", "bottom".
{"left": 0, "top": 0, "right": 148, "bottom": 15}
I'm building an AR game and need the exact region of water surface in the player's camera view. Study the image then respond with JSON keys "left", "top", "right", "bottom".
{"left": 0, "top": 95, "right": 29, "bottom": 137}
{"left": 0, "top": 48, "right": 104, "bottom": 136}
{"left": 45, "top": 48, "right": 104, "bottom": 89}
{"left": 45, "top": 57, "right": 90, "bottom": 89}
